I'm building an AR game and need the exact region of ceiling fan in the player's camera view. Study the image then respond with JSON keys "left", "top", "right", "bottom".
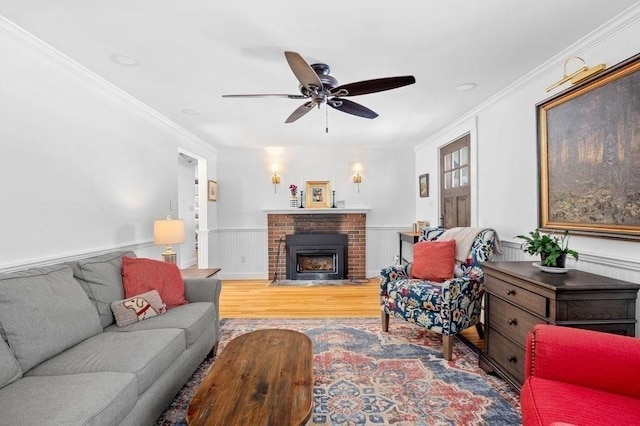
{"left": 222, "top": 51, "right": 416, "bottom": 124}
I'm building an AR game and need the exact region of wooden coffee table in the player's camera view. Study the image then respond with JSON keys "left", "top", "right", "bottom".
{"left": 186, "top": 329, "right": 313, "bottom": 426}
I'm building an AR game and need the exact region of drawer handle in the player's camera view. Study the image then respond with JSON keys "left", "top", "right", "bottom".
{"left": 507, "top": 318, "right": 518, "bottom": 326}
{"left": 507, "top": 356, "right": 517, "bottom": 363}
{"left": 506, "top": 289, "right": 516, "bottom": 296}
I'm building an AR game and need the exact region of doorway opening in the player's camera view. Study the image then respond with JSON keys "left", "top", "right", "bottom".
{"left": 177, "top": 149, "right": 209, "bottom": 268}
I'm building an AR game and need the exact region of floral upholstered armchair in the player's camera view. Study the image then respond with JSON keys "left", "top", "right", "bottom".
{"left": 380, "top": 227, "right": 501, "bottom": 360}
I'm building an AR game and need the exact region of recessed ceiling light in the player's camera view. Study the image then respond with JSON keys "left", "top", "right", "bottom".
{"left": 110, "top": 54, "right": 139, "bottom": 66}
{"left": 181, "top": 109, "right": 200, "bottom": 115}
{"left": 455, "top": 83, "right": 477, "bottom": 92}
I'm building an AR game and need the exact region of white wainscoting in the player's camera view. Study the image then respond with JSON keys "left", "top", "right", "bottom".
{"left": 214, "top": 229, "right": 269, "bottom": 280}
{"left": 0, "top": 241, "right": 155, "bottom": 273}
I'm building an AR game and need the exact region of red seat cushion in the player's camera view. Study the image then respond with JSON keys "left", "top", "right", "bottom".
{"left": 521, "top": 376, "right": 640, "bottom": 426}
{"left": 122, "top": 257, "right": 187, "bottom": 309}
{"left": 410, "top": 240, "right": 456, "bottom": 281}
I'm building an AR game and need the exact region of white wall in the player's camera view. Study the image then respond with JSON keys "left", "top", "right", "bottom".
{"left": 213, "top": 147, "right": 416, "bottom": 277}
{"left": 415, "top": 9, "right": 640, "bottom": 315}
{"left": 0, "top": 21, "right": 217, "bottom": 271}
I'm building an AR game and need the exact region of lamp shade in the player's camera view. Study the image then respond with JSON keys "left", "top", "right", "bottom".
{"left": 153, "top": 218, "right": 185, "bottom": 245}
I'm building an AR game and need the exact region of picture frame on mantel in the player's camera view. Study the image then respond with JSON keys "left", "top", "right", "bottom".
{"left": 537, "top": 53, "right": 640, "bottom": 240}
{"left": 419, "top": 173, "right": 429, "bottom": 197}
{"left": 207, "top": 180, "right": 218, "bottom": 202}
{"left": 305, "top": 180, "right": 330, "bottom": 208}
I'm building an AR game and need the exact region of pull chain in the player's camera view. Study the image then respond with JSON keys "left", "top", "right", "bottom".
{"left": 325, "top": 103, "right": 329, "bottom": 133}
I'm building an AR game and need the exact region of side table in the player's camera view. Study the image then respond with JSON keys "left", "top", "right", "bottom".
{"left": 398, "top": 231, "right": 420, "bottom": 264}
{"left": 180, "top": 268, "right": 221, "bottom": 279}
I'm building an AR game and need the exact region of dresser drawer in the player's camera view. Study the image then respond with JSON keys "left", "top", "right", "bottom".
{"left": 488, "top": 296, "right": 545, "bottom": 348}
{"left": 487, "top": 328, "right": 525, "bottom": 385}
{"left": 484, "top": 275, "right": 547, "bottom": 317}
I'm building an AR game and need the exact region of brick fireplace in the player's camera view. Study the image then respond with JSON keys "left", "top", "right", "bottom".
{"left": 268, "top": 212, "right": 366, "bottom": 280}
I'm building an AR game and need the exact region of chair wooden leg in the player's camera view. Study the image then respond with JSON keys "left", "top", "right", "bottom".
{"left": 442, "top": 335, "right": 454, "bottom": 360}
{"left": 381, "top": 311, "right": 389, "bottom": 332}
{"left": 475, "top": 322, "right": 485, "bottom": 339}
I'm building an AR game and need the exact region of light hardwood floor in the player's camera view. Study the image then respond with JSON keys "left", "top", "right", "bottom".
{"left": 218, "top": 278, "right": 483, "bottom": 350}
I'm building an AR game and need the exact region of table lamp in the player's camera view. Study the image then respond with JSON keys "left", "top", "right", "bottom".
{"left": 153, "top": 215, "right": 185, "bottom": 263}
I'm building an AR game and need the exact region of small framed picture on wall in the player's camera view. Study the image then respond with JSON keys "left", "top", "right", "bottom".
{"left": 419, "top": 174, "right": 429, "bottom": 197}
{"left": 207, "top": 180, "right": 218, "bottom": 201}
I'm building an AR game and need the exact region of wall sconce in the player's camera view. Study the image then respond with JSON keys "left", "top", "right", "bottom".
{"left": 271, "top": 164, "right": 280, "bottom": 192}
{"left": 546, "top": 56, "right": 606, "bottom": 92}
{"left": 353, "top": 163, "right": 362, "bottom": 193}
{"left": 153, "top": 215, "right": 185, "bottom": 263}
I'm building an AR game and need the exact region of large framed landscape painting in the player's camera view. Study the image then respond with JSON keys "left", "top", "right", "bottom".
{"left": 537, "top": 53, "right": 640, "bottom": 240}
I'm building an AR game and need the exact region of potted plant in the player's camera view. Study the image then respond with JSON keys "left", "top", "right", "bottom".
{"left": 515, "top": 229, "right": 578, "bottom": 268}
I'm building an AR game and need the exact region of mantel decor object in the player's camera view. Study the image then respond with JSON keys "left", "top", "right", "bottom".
{"left": 305, "top": 181, "right": 330, "bottom": 208}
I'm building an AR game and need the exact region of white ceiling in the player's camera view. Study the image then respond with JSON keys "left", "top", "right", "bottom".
{"left": 1, "top": 1, "right": 637, "bottom": 149}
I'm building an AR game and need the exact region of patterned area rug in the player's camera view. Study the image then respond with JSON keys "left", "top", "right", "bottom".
{"left": 155, "top": 318, "right": 521, "bottom": 425}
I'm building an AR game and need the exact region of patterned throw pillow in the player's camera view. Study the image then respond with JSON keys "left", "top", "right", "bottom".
{"left": 410, "top": 240, "right": 456, "bottom": 282}
{"left": 111, "top": 290, "right": 167, "bottom": 327}
{"left": 121, "top": 257, "right": 187, "bottom": 308}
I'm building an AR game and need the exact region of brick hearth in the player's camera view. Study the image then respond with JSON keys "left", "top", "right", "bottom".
{"left": 268, "top": 213, "right": 366, "bottom": 280}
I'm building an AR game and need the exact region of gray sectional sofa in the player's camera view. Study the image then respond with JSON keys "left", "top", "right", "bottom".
{"left": 0, "top": 251, "right": 221, "bottom": 426}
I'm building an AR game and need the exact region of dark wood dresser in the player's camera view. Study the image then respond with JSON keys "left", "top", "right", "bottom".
{"left": 479, "top": 261, "right": 640, "bottom": 390}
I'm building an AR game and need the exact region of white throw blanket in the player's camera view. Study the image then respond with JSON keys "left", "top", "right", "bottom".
{"left": 438, "top": 227, "right": 501, "bottom": 262}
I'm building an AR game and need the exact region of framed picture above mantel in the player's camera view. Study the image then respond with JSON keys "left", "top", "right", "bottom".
{"left": 536, "top": 52, "right": 640, "bottom": 240}
{"left": 305, "top": 181, "right": 331, "bottom": 209}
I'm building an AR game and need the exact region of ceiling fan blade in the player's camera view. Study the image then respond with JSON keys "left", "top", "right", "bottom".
{"left": 285, "top": 101, "right": 316, "bottom": 123}
{"left": 222, "top": 94, "right": 308, "bottom": 99}
{"left": 329, "top": 98, "right": 378, "bottom": 119}
{"left": 284, "top": 51, "right": 323, "bottom": 92}
{"left": 331, "top": 76, "right": 416, "bottom": 97}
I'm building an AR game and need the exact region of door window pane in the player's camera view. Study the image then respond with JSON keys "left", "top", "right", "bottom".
{"left": 460, "top": 166, "right": 468, "bottom": 186}
{"left": 444, "top": 153, "right": 451, "bottom": 171}
{"left": 453, "top": 150, "right": 460, "bottom": 168}
{"left": 460, "top": 147, "right": 468, "bottom": 166}
{"left": 453, "top": 170, "right": 460, "bottom": 187}
{"left": 444, "top": 171, "right": 451, "bottom": 189}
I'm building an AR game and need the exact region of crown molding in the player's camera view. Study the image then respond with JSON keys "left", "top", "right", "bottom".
{"left": 0, "top": 15, "right": 216, "bottom": 153}
{"left": 417, "top": 2, "right": 640, "bottom": 149}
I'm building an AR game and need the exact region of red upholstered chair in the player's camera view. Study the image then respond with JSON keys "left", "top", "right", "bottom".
{"left": 521, "top": 324, "right": 640, "bottom": 426}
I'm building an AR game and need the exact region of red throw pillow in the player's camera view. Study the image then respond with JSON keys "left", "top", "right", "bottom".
{"left": 122, "top": 257, "right": 187, "bottom": 309}
{"left": 410, "top": 240, "right": 456, "bottom": 281}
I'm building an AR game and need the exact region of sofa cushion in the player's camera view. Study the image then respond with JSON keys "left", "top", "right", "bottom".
{"left": 111, "top": 290, "right": 167, "bottom": 327}
{"left": 105, "top": 302, "right": 215, "bottom": 348}
{"left": 70, "top": 251, "right": 135, "bottom": 328}
{"left": 26, "top": 328, "right": 185, "bottom": 396}
{"left": 0, "top": 338, "right": 21, "bottom": 389}
{"left": 0, "top": 372, "right": 137, "bottom": 426}
{"left": 521, "top": 376, "right": 640, "bottom": 425}
{"left": 410, "top": 240, "right": 456, "bottom": 281}
{"left": 0, "top": 264, "right": 103, "bottom": 373}
{"left": 122, "top": 257, "right": 187, "bottom": 308}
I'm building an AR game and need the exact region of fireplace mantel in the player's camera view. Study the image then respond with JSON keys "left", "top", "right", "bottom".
{"left": 264, "top": 208, "right": 369, "bottom": 214}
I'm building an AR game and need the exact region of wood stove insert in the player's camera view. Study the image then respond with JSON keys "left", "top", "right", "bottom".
{"left": 286, "top": 234, "right": 348, "bottom": 280}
